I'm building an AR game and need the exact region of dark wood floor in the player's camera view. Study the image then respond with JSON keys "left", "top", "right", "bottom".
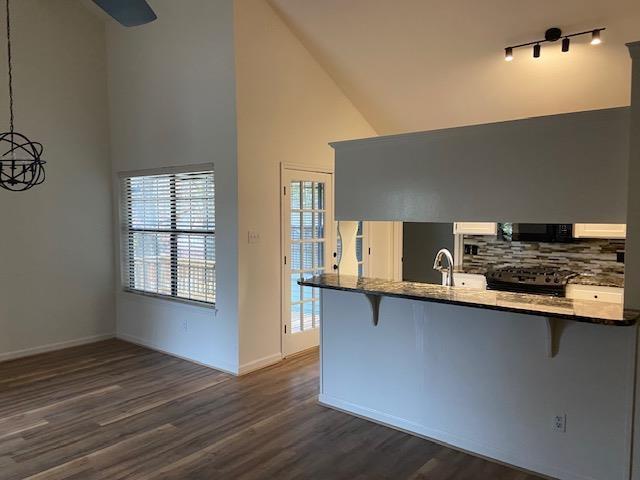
{"left": 0, "top": 339, "right": 544, "bottom": 480}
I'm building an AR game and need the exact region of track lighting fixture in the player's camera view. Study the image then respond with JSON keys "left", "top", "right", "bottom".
{"left": 504, "top": 26, "right": 605, "bottom": 61}
{"left": 533, "top": 43, "right": 541, "bottom": 58}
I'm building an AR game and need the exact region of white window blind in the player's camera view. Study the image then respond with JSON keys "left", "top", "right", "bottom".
{"left": 120, "top": 169, "right": 215, "bottom": 305}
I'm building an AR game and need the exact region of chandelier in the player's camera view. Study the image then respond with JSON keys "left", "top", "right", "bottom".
{"left": 0, "top": 0, "right": 45, "bottom": 192}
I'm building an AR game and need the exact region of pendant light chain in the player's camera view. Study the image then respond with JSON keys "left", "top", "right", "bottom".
{"left": 0, "top": 0, "right": 46, "bottom": 192}
{"left": 5, "top": 0, "right": 12, "bottom": 132}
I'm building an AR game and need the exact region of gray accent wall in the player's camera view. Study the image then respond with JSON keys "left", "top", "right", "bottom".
{"left": 626, "top": 42, "right": 640, "bottom": 313}
{"left": 626, "top": 41, "right": 640, "bottom": 480}
{"left": 333, "top": 108, "right": 629, "bottom": 223}
{"left": 402, "top": 223, "right": 454, "bottom": 284}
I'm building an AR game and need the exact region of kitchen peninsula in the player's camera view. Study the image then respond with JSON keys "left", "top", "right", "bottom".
{"left": 301, "top": 274, "right": 639, "bottom": 325}
{"left": 314, "top": 49, "right": 640, "bottom": 478}
{"left": 310, "top": 269, "right": 636, "bottom": 480}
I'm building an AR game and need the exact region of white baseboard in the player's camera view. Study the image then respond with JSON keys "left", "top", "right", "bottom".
{"left": 115, "top": 332, "right": 240, "bottom": 376}
{"left": 0, "top": 333, "right": 115, "bottom": 363}
{"left": 318, "top": 394, "right": 596, "bottom": 480}
{"left": 238, "top": 353, "right": 283, "bottom": 376}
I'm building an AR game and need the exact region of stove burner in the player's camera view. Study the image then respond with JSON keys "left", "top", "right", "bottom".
{"left": 485, "top": 267, "right": 576, "bottom": 297}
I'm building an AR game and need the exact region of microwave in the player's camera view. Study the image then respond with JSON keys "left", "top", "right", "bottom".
{"left": 498, "top": 223, "right": 573, "bottom": 243}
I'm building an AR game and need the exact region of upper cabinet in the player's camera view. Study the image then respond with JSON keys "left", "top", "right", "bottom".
{"left": 573, "top": 224, "right": 627, "bottom": 239}
{"left": 453, "top": 222, "right": 497, "bottom": 235}
{"left": 454, "top": 223, "right": 626, "bottom": 238}
{"left": 332, "top": 108, "right": 629, "bottom": 223}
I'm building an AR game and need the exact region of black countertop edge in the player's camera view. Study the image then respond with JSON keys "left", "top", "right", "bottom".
{"left": 299, "top": 274, "right": 638, "bottom": 327}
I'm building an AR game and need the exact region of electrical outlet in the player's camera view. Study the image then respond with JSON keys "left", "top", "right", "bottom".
{"left": 464, "top": 244, "right": 479, "bottom": 255}
{"left": 553, "top": 414, "right": 566, "bottom": 433}
{"left": 182, "top": 319, "right": 189, "bottom": 332}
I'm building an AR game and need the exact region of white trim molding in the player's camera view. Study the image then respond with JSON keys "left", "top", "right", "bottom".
{"left": 0, "top": 334, "right": 115, "bottom": 363}
{"left": 319, "top": 394, "right": 598, "bottom": 480}
{"left": 280, "top": 162, "right": 334, "bottom": 175}
{"left": 115, "top": 333, "right": 239, "bottom": 376}
{"left": 238, "top": 353, "right": 283, "bottom": 376}
{"left": 117, "top": 334, "right": 281, "bottom": 377}
{"left": 117, "top": 163, "right": 215, "bottom": 179}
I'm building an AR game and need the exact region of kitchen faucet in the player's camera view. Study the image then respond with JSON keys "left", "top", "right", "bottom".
{"left": 433, "top": 248, "right": 455, "bottom": 286}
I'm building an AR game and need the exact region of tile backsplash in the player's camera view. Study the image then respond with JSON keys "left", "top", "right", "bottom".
{"left": 462, "top": 235, "right": 625, "bottom": 286}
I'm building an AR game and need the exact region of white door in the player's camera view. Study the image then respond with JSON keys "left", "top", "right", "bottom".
{"left": 281, "top": 169, "right": 334, "bottom": 357}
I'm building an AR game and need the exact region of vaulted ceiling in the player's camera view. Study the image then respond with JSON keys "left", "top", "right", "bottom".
{"left": 269, "top": 0, "right": 640, "bottom": 135}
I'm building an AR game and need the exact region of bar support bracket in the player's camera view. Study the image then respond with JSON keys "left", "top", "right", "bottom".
{"left": 366, "top": 294, "right": 382, "bottom": 326}
{"left": 545, "top": 317, "right": 564, "bottom": 358}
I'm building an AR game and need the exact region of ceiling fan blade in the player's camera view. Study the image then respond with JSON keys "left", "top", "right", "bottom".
{"left": 92, "top": 0, "right": 157, "bottom": 27}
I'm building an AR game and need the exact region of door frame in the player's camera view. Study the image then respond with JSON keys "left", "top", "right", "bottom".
{"left": 280, "top": 163, "right": 335, "bottom": 358}
{"left": 391, "top": 221, "right": 404, "bottom": 281}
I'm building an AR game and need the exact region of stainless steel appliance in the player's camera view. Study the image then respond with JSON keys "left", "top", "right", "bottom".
{"left": 485, "top": 267, "right": 576, "bottom": 297}
{"left": 498, "top": 223, "right": 573, "bottom": 243}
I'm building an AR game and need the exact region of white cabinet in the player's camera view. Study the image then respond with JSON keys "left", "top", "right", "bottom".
{"left": 566, "top": 284, "right": 624, "bottom": 304}
{"left": 573, "top": 224, "right": 626, "bottom": 239}
{"left": 453, "top": 222, "right": 497, "bottom": 235}
{"left": 443, "top": 273, "right": 487, "bottom": 289}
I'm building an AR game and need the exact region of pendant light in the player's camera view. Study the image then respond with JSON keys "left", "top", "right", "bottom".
{"left": 0, "top": 0, "right": 45, "bottom": 192}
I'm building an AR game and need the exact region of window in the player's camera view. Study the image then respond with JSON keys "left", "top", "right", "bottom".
{"left": 289, "top": 180, "right": 327, "bottom": 333}
{"left": 120, "top": 169, "right": 215, "bottom": 305}
{"left": 336, "top": 221, "right": 368, "bottom": 277}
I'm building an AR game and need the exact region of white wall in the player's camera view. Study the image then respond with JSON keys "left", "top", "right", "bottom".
{"left": 233, "top": 0, "right": 378, "bottom": 370}
{"left": 322, "top": 289, "right": 636, "bottom": 480}
{"left": 106, "top": 0, "right": 240, "bottom": 372}
{"left": 270, "top": 0, "right": 640, "bottom": 136}
{"left": 0, "top": 0, "right": 114, "bottom": 359}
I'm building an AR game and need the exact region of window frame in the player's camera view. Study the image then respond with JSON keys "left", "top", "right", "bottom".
{"left": 118, "top": 164, "right": 216, "bottom": 309}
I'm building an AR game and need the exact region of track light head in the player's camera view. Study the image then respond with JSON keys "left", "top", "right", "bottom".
{"left": 533, "top": 43, "right": 541, "bottom": 58}
{"left": 505, "top": 47, "right": 513, "bottom": 61}
{"left": 561, "top": 37, "right": 570, "bottom": 53}
{"left": 591, "top": 29, "right": 602, "bottom": 45}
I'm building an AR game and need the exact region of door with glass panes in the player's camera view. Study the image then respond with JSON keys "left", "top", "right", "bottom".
{"left": 281, "top": 169, "right": 334, "bottom": 357}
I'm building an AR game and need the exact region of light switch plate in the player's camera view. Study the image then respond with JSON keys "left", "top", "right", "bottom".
{"left": 248, "top": 230, "right": 261, "bottom": 244}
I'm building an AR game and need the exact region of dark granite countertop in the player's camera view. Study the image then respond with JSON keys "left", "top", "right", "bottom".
{"left": 299, "top": 274, "right": 638, "bottom": 326}
{"left": 453, "top": 267, "right": 624, "bottom": 288}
